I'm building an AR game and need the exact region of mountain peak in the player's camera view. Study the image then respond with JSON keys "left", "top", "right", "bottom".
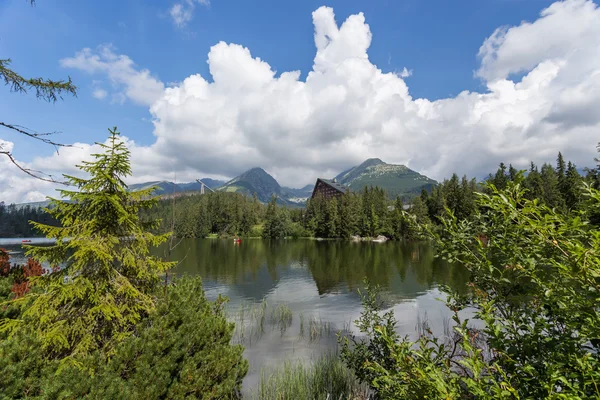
{"left": 362, "top": 158, "right": 385, "bottom": 166}
{"left": 244, "top": 167, "right": 269, "bottom": 175}
{"left": 219, "top": 167, "right": 282, "bottom": 203}
{"left": 334, "top": 158, "right": 437, "bottom": 198}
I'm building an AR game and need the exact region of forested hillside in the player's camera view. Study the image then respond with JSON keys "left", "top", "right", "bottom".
{"left": 137, "top": 151, "right": 589, "bottom": 240}
{"left": 0, "top": 203, "right": 58, "bottom": 238}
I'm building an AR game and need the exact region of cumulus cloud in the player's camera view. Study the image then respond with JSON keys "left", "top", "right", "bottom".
{"left": 169, "top": 0, "right": 210, "bottom": 28}
{"left": 60, "top": 45, "right": 165, "bottom": 106}
{"left": 144, "top": 1, "right": 600, "bottom": 184}
{"left": 4, "top": 0, "right": 600, "bottom": 203}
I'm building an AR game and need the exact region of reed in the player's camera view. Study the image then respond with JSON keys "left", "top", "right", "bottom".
{"left": 229, "top": 299, "right": 268, "bottom": 345}
{"left": 307, "top": 316, "right": 334, "bottom": 342}
{"left": 253, "top": 352, "right": 370, "bottom": 400}
{"left": 270, "top": 303, "right": 293, "bottom": 334}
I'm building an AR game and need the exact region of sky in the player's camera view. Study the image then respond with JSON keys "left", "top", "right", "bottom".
{"left": 1, "top": 0, "right": 600, "bottom": 203}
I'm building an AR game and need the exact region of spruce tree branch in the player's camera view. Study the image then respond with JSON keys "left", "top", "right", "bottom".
{"left": 1, "top": 59, "right": 77, "bottom": 102}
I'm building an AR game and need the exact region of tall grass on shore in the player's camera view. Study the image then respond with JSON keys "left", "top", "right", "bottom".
{"left": 253, "top": 352, "right": 370, "bottom": 400}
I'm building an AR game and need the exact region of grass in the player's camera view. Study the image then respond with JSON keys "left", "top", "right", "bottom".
{"left": 229, "top": 300, "right": 342, "bottom": 346}
{"left": 270, "top": 304, "right": 293, "bottom": 334}
{"left": 299, "top": 315, "right": 334, "bottom": 343}
{"left": 229, "top": 299, "right": 268, "bottom": 345}
{"left": 253, "top": 352, "right": 370, "bottom": 400}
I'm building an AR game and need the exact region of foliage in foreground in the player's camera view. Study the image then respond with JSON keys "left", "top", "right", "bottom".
{"left": 0, "top": 277, "right": 248, "bottom": 399}
{"left": 0, "top": 127, "right": 248, "bottom": 398}
{"left": 341, "top": 177, "right": 600, "bottom": 399}
{"left": 0, "top": 128, "right": 174, "bottom": 361}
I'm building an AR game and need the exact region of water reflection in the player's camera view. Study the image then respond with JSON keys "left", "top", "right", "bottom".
{"left": 159, "top": 239, "right": 468, "bottom": 303}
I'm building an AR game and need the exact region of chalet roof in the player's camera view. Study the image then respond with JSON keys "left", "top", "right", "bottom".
{"left": 315, "top": 178, "right": 348, "bottom": 193}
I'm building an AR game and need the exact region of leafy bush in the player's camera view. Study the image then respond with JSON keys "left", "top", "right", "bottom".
{"left": 341, "top": 178, "right": 600, "bottom": 399}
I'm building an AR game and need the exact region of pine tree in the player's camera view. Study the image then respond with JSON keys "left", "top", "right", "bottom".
{"left": 427, "top": 186, "right": 446, "bottom": 222}
{"left": 262, "top": 196, "right": 290, "bottom": 239}
{"left": 585, "top": 142, "right": 600, "bottom": 189}
{"left": 540, "top": 163, "right": 565, "bottom": 210}
{"left": 58, "top": 278, "right": 248, "bottom": 398}
{"left": 262, "top": 196, "right": 278, "bottom": 238}
{"left": 324, "top": 197, "right": 340, "bottom": 237}
{"left": 391, "top": 197, "right": 409, "bottom": 239}
{"left": 490, "top": 162, "right": 509, "bottom": 190}
{"left": 409, "top": 196, "right": 430, "bottom": 225}
{"left": 340, "top": 192, "right": 361, "bottom": 239}
{"left": 556, "top": 152, "right": 568, "bottom": 202}
{"left": 508, "top": 164, "right": 518, "bottom": 182}
{"left": 564, "top": 162, "right": 583, "bottom": 210}
{"left": 524, "top": 162, "right": 544, "bottom": 200}
{"left": 443, "top": 174, "right": 461, "bottom": 217}
{"left": 556, "top": 152, "right": 567, "bottom": 180}
{"left": 2, "top": 127, "right": 174, "bottom": 361}
{"left": 459, "top": 175, "right": 476, "bottom": 220}
{"left": 305, "top": 195, "right": 325, "bottom": 237}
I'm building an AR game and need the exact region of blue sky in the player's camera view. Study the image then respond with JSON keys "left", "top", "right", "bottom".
{"left": 1, "top": 0, "right": 548, "bottom": 153}
{"left": 1, "top": 0, "right": 600, "bottom": 202}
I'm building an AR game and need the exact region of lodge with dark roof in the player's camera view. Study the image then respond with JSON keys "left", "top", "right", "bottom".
{"left": 311, "top": 178, "right": 349, "bottom": 200}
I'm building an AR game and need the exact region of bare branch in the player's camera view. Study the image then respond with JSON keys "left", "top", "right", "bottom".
{"left": 0, "top": 147, "right": 69, "bottom": 185}
{"left": 0, "top": 122, "right": 76, "bottom": 151}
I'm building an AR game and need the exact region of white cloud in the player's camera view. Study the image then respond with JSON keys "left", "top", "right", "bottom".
{"left": 92, "top": 88, "right": 107, "bottom": 99}
{"left": 169, "top": 0, "right": 210, "bottom": 28}
{"left": 0, "top": 140, "right": 56, "bottom": 204}
{"left": 399, "top": 67, "right": 412, "bottom": 78}
{"left": 4, "top": 0, "right": 600, "bottom": 203}
{"left": 60, "top": 45, "right": 165, "bottom": 106}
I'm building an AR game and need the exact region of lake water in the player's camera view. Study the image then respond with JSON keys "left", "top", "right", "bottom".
{"left": 156, "top": 239, "right": 469, "bottom": 393}
{"left": 2, "top": 238, "right": 468, "bottom": 394}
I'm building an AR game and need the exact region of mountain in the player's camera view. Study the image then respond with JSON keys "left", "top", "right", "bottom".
{"left": 128, "top": 179, "right": 225, "bottom": 195}
{"left": 217, "top": 168, "right": 285, "bottom": 204}
{"left": 8, "top": 200, "right": 54, "bottom": 210}
{"left": 281, "top": 184, "right": 313, "bottom": 204}
{"left": 334, "top": 158, "right": 437, "bottom": 198}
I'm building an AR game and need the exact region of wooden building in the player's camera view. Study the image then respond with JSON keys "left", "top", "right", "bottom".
{"left": 310, "top": 178, "right": 348, "bottom": 200}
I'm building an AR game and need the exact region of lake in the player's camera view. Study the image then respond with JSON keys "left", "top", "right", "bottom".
{"left": 1, "top": 238, "right": 468, "bottom": 394}
{"left": 156, "top": 239, "right": 469, "bottom": 393}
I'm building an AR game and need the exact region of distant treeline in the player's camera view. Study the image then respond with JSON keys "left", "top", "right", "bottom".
{"left": 141, "top": 151, "right": 592, "bottom": 239}
{"left": 3, "top": 151, "right": 594, "bottom": 240}
{"left": 0, "top": 203, "right": 58, "bottom": 238}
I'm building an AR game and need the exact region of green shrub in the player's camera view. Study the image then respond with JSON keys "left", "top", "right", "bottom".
{"left": 341, "top": 178, "right": 600, "bottom": 399}
{"left": 95, "top": 277, "right": 248, "bottom": 399}
{"left": 1, "top": 277, "right": 248, "bottom": 399}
